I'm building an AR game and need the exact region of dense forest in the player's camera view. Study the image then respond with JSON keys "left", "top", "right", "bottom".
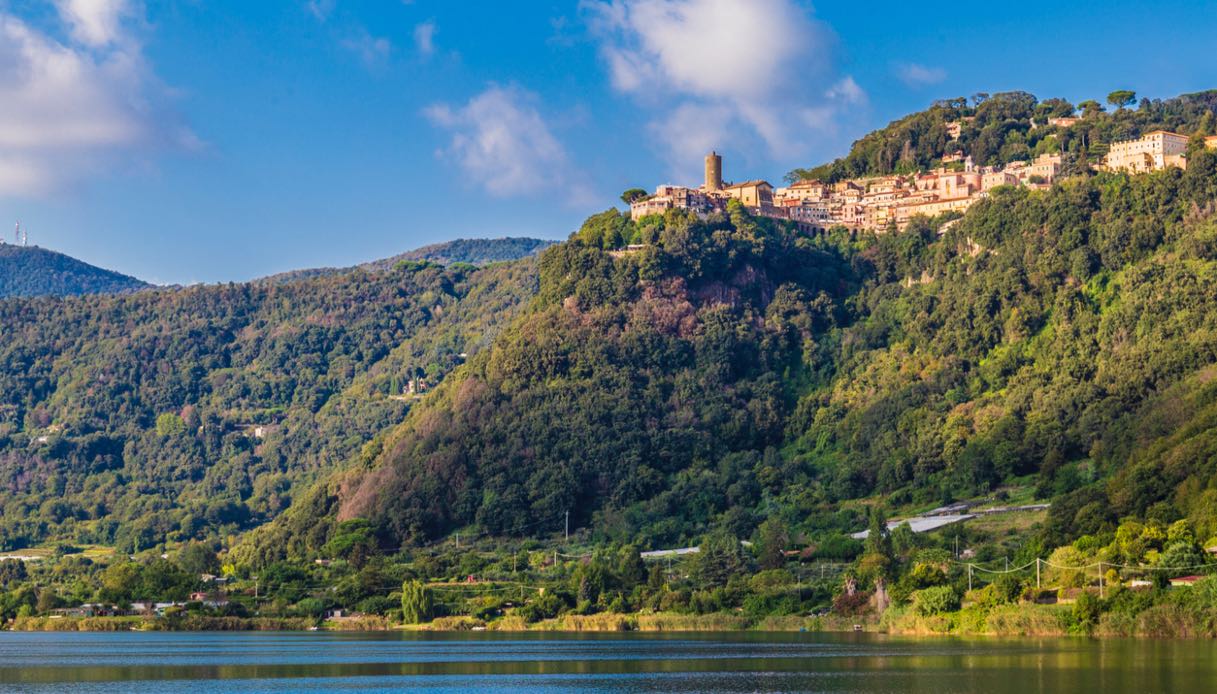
{"left": 260, "top": 237, "right": 555, "bottom": 284}
{"left": 788, "top": 89, "right": 1217, "bottom": 183}
{"left": 0, "top": 246, "right": 148, "bottom": 298}
{"left": 0, "top": 257, "right": 539, "bottom": 552}
{"left": 388, "top": 237, "right": 555, "bottom": 268}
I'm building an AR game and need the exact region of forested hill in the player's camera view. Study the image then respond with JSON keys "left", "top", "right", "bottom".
{"left": 240, "top": 146, "right": 1217, "bottom": 567}
{"left": 0, "top": 245, "right": 149, "bottom": 298}
{"left": 789, "top": 89, "right": 1217, "bottom": 183}
{"left": 260, "top": 237, "right": 555, "bottom": 284}
{"left": 0, "top": 258, "right": 540, "bottom": 551}
{"left": 380, "top": 237, "right": 555, "bottom": 268}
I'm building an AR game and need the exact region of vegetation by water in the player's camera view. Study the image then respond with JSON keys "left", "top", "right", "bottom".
{"left": 4, "top": 92, "right": 1217, "bottom": 638}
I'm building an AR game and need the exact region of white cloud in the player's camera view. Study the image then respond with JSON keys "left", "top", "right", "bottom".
{"left": 895, "top": 63, "right": 947, "bottom": 88}
{"left": 306, "top": 0, "right": 336, "bottom": 21}
{"left": 413, "top": 21, "right": 436, "bottom": 58}
{"left": 54, "top": 0, "right": 132, "bottom": 47}
{"left": 583, "top": 0, "right": 863, "bottom": 174}
{"left": 340, "top": 28, "right": 391, "bottom": 67}
{"left": 424, "top": 86, "right": 585, "bottom": 200}
{"left": 0, "top": 4, "right": 194, "bottom": 197}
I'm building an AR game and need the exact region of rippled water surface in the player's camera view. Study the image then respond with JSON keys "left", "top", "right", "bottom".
{"left": 0, "top": 630, "right": 1212, "bottom": 692}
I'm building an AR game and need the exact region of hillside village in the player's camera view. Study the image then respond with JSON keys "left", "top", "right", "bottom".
{"left": 631, "top": 127, "right": 1217, "bottom": 233}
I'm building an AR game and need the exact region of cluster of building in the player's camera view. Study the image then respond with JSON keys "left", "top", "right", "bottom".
{"left": 630, "top": 150, "right": 1064, "bottom": 233}
{"left": 629, "top": 129, "right": 1217, "bottom": 234}
{"left": 49, "top": 592, "right": 229, "bottom": 619}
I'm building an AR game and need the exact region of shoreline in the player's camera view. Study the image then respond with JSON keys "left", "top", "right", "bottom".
{"left": 7, "top": 605, "right": 1214, "bottom": 639}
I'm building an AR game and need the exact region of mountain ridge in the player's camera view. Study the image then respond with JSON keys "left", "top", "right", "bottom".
{"left": 0, "top": 245, "right": 149, "bottom": 298}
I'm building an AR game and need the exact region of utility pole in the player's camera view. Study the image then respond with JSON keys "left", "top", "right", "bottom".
{"left": 1098, "top": 562, "right": 1104, "bottom": 599}
{"left": 1036, "top": 559, "right": 1041, "bottom": 589}
{"left": 968, "top": 564, "right": 973, "bottom": 592}
{"left": 565, "top": 511, "right": 569, "bottom": 544}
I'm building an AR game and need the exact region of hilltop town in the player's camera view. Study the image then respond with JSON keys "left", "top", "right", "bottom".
{"left": 631, "top": 127, "right": 1217, "bottom": 233}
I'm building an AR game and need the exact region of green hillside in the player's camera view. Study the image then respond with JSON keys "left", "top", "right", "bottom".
{"left": 261, "top": 237, "right": 555, "bottom": 284}
{"left": 789, "top": 89, "right": 1217, "bottom": 182}
{"left": 0, "top": 245, "right": 149, "bottom": 298}
{"left": 0, "top": 258, "right": 539, "bottom": 551}
{"left": 384, "top": 237, "right": 555, "bottom": 268}
{"left": 235, "top": 146, "right": 1217, "bottom": 569}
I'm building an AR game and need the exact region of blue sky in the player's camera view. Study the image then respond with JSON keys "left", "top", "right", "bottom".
{"left": 0, "top": 0, "right": 1215, "bottom": 283}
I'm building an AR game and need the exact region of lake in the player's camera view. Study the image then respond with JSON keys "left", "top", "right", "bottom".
{"left": 0, "top": 631, "right": 1212, "bottom": 692}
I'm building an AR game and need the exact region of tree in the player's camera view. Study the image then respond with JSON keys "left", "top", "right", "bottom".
{"left": 755, "top": 517, "right": 791, "bottom": 570}
{"left": 1106, "top": 90, "right": 1136, "bottom": 110}
{"left": 99, "top": 562, "right": 143, "bottom": 603}
{"left": 620, "top": 188, "right": 649, "bottom": 204}
{"left": 400, "top": 579, "right": 433, "bottom": 623}
{"left": 178, "top": 542, "right": 220, "bottom": 577}
{"left": 691, "top": 531, "right": 749, "bottom": 588}
{"left": 615, "top": 545, "right": 646, "bottom": 588}
{"left": 155, "top": 413, "right": 185, "bottom": 437}
{"left": 864, "top": 507, "right": 892, "bottom": 559}
{"left": 1078, "top": 100, "right": 1105, "bottom": 117}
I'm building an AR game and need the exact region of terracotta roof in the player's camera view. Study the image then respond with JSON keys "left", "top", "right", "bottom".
{"left": 723, "top": 179, "right": 772, "bottom": 189}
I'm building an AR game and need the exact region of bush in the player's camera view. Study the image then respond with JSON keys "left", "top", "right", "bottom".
{"left": 516, "top": 591, "right": 565, "bottom": 623}
{"left": 357, "top": 596, "right": 398, "bottom": 616}
{"left": 832, "top": 590, "right": 872, "bottom": 616}
{"left": 911, "top": 586, "right": 960, "bottom": 616}
{"left": 1069, "top": 591, "right": 1101, "bottom": 634}
{"left": 400, "top": 580, "right": 433, "bottom": 624}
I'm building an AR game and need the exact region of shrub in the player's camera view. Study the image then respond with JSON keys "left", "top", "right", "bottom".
{"left": 1069, "top": 591, "right": 1101, "bottom": 634}
{"left": 832, "top": 590, "right": 872, "bottom": 616}
{"left": 911, "top": 586, "right": 960, "bottom": 616}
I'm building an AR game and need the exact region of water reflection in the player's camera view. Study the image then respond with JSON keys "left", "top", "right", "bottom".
{"left": 0, "top": 631, "right": 1210, "bottom": 693}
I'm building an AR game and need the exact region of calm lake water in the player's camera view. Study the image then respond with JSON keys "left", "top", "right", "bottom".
{"left": 0, "top": 630, "right": 1212, "bottom": 693}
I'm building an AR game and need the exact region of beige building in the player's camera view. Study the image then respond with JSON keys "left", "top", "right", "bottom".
{"left": 776, "top": 179, "right": 828, "bottom": 204}
{"left": 1104, "top": 130, "right": 1189, "bottom": 173}
{"left": 895, "top": 196, "right": 975, "bottom": 226}
{"left": 721, "top": 180, "right": 775, "bottom": 208}
{"left": 1025, "top": 152, "right": 1063, "bottom": 183}
{"left": 982, "top": 171, "right": 1020, "bottom": 190}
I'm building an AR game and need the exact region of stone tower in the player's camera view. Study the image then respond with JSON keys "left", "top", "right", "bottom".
{"left": 704, "top": 151, "right": 722, "bottom": 192}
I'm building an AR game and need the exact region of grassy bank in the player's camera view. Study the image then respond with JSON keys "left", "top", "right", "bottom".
{"left": 9, "top": 615, "right": 315, "bottom": 632}
{"left": 9, "top": 604, "right": 1216, "bottom": 639}
{"left": 880, "top": 602, "right": 1217, "bottom": 639}
{"left": 401, "top": 611, "right": 875, "bottom": 633}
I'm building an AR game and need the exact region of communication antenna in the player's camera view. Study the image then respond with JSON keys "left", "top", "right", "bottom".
{"left": 12, "top": 221, "right": 18, "bottom": 245}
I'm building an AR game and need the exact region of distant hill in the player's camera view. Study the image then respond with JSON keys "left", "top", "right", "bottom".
{"left": 366, "top": 237, "right": 556, "bottom": 270}
{"left": 0, "top": 245, "right": 149, "bottom": 298}
{"left": 261, "top": 237, "right": 556, "bottom": 284}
